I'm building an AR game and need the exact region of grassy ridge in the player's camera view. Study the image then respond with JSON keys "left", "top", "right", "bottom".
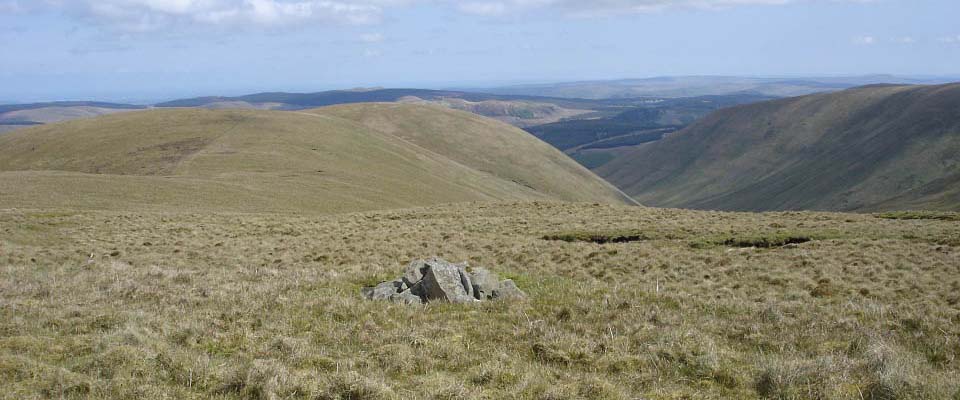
{"left": 1, "top": 202, "right": 958, "bottom": 398}
{"left": 0, "top": 105, "right": 633, "bottom": 212}
{"left": 599, "top": 83, "right": 960, "bottom": 211}
{"left": 310, "top": 103, "right": 635, "bottom": 206}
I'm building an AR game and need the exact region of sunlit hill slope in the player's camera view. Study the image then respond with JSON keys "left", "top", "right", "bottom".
{"left": 0, "top": 103, "right": 634, "bottom": 212}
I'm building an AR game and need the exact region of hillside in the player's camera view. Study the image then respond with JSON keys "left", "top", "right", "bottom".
{"left": 156, "top": 90, "right": 782, "bottom": 170}
{"left": 0, "top": 104, "right": 633, "bottom": 212}
{"left": 598, "top": 83, "right": 960, "bottom": 211}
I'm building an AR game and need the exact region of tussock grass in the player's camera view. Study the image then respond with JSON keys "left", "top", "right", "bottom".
{"left": 1, "top": 202, "right": 959, "bottom": 398}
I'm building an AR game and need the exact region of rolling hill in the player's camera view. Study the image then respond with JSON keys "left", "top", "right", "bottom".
{"left": 0, "top": 90, "right": 779, "bottom": 172}
{"left": 598, "top": 83, "right": 960, "bottom": 211}
{"left": 0, "top": 89, "right": 606, "bottom": 134}
{"left": 0, "top": 104, "right": 634, "bottom": 212}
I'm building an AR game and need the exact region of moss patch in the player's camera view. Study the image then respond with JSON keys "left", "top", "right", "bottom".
{"left": 542, "top": 230, "right": 648, "bottom": 244}
{"left": 877, "top": 211, "right": 960, "bottom": 221}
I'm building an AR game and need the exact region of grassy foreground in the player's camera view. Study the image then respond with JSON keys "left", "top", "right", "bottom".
{"left": 1, "top": 202, "right": 958, "bottom": 399}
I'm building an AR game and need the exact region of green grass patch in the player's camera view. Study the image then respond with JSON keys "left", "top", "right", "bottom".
{"left": 691, "top": 232, "right": 821, "bottom": 249}
{"left": 542, "top": 230, "right": 648, "bottom": 244}
{"left": 876, "top": 211, "right": 960, "bottom": 221}
{"left": 721, "top": 234, "right": 813, "bottom": 248}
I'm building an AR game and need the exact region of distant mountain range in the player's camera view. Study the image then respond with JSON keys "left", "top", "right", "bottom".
{"left": 10, "top": 75, "right": 945, "bottom": 132}
{"left": 598, "top": 83, "right": 960, "bottom": 211}
{"left": 0, "top": 89, "right": 615, "bottom": 133}
{"left": 475, "top": 75, "right": 957, "bottom": 99}
{"left": 0, "top": 101, "right": 147, "bottom": 133}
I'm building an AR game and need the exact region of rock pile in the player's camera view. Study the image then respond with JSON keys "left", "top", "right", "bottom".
{"left": 361, "top": 257, "right": 526, "bottom": 304}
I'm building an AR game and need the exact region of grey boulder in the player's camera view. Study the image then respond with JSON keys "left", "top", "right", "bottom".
{"left": 361, "top": 257, "right": 526, "bottom": 305}
{"left": 469, "top": 267, "right": 501, "bottom": 300}
{"left": 492, "top": 279, "right": 527, "bottom": 300}
{"left": 363, "top": 280, "right": 403, "bottom": 301}
{"left": 420, "top": 261, "right": 477, "bottom": 304}
{"left": 456, "top": 263, "right": 475, "bottom": 300}
{"left": 390, "top": 289, "right": 423, "bottom": 305}
{"left": 402, "top": 259, "right": 429, "bottom": 288}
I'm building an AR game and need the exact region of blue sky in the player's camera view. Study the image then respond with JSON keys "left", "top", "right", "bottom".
{"left": 0, "top": 0, "right": 957, "bottom": 103}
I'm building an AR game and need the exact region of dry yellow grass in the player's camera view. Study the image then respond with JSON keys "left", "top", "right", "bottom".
{"left": 1, "top": 202, "right": 958, "bottom": 399}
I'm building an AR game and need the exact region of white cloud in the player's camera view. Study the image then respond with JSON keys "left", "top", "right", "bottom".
{"left": 454, "top": 0, "right": 861, "bottom": 17}
{"left": 939, "top": 35, "right": 960, "bottom": 44}
{"left": 359, "top": 32, "right": 384, "bottom": 42}
{"left": 5, "top": 0, "right": 404, "bottom": 31}
{"left": 458, "top": 2, "right": 509, "bottom": 16}
{"left": 0, "top": 0, "right": 876, "bottom": 32}
{"left": 852, "top": 35, "right": 876, "bottom": 45}
{"left": 893, "top": 36, "right": 915, "bottom": 44}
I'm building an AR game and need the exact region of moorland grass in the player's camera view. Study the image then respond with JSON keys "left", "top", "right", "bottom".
{"left": 1, "top": 202, "right": 958, "bottom": 399}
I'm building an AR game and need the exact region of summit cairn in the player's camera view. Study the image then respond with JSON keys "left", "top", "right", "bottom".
{"left": 361, "top": 257, "right": 526, "bottom": 304}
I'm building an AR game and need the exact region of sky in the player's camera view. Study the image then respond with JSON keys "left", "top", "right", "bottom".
{"left": 0, "top": 0, "right": 958, "bottom": 103}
